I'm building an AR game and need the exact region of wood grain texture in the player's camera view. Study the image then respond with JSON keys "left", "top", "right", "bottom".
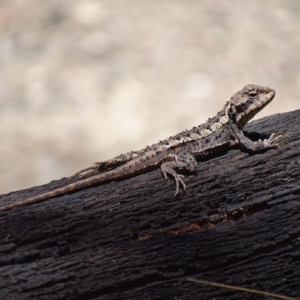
{"left": 0, "top": 110, "right": 300, "bottom": 300}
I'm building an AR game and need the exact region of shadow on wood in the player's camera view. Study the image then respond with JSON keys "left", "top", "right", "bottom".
{"left": 0, "top": 110, "right": 300, "bottom": 300}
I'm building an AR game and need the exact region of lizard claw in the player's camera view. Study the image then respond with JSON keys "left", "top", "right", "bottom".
{"left": 264, "top": 133, "right": 282, "bottom": 148}
{"left": 173, "top": 175, "right": 186, "bottom": 196}
{"left": 161, "top": 164, "right": 186, "bottom": 196}
{"left": 161, "top": 170, "right": 168, "bottom": 182}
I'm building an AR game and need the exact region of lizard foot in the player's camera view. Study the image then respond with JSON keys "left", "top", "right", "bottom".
{"left": 68, "top": 166, "right": 97, "bottom": 180}
{"left": 161, "top": 151, "right": 197, "bottom": 196}
{"left": 161, "top": 165, "right": 186, "bottom": 196}
{"left": 93, "top": 153, "right": 137, "bottom": 172}
{"left": 262, "top": 133, "right": 282, "bottom": 149}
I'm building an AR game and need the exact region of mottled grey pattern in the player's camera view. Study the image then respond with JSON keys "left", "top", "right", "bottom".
{"left": 0, "top": 84, "right": 281, "bottom": 211}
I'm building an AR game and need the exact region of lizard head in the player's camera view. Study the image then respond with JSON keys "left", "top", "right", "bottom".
{"left": 228, "top": 84, "right": 276, "bottom": 129}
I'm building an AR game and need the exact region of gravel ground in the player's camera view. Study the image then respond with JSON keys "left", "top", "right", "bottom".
{"left": 0, "top": 0, "right": 299, "bottom": 194}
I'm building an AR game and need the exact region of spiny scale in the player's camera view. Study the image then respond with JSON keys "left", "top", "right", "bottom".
{"left": 0, "top": 84, "right": 280, "bottom": 211}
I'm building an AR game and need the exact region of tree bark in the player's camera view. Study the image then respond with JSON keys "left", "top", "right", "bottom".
{"left": 0, "top": 110, "right": 300, "bottom": 300}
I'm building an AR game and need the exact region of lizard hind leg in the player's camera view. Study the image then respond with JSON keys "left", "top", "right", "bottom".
{"left": 68, "top": 153, "right": 137, "bottom": 180}
{"left": 161, "top": 152, "right": 198, "bottom": 196}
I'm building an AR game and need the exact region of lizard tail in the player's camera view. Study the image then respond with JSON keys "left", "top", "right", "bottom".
{"left": 0, "top": 151, "right": 164, "bottom": 212}
{"left": 0, "top": 170, "right": 123, "bottom": 212}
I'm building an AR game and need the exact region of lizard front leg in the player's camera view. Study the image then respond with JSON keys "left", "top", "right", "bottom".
{"left": 234, "top": 129, "right": 281, "bottom": 153}
{"left": 161, "top": 151, "right": 198, "bottom": 196}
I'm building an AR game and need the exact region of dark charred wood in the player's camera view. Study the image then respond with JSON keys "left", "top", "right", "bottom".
{"left": 1, "top": 110, "right": 300, "bottom": 300}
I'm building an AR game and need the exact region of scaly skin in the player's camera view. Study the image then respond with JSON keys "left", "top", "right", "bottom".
{"left": 0, "top": 84, "right": 281, "bottom": 212}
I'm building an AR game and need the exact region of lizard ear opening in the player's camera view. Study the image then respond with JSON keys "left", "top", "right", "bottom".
{"left": 227, "top": 101, "right": 240, "bottom": 125}
{"left": 229, "top": 102, "right": 236, "bottom": 114}
{"left": 231, "top": 102, "right": 244, "bottom": 114}
{"left": 227, "top": 96, "right": 248, "bottom": 128}
{"left": 228, "top": 101, "right": 242, "bottom": 116}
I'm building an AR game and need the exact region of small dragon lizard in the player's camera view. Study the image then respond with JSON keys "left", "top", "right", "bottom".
{"left": 0, "top": 84, "right": 281, "bottom": 212}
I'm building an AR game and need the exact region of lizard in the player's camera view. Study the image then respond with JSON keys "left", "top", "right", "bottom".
{"left": 0, "top": 84, "right": 281, "bottom": 212}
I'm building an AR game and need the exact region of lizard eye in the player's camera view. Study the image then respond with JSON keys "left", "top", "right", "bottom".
{"left": 249, "top": 92, "right": 258, "bottom": 99}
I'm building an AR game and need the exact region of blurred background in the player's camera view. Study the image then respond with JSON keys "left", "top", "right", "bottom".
{"left": 0, "top": 0, "right": 299, "bottom": 194}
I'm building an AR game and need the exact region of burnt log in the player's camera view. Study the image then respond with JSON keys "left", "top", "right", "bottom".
{"left": 0, "top": 110, "right": 300, "bottom": 300}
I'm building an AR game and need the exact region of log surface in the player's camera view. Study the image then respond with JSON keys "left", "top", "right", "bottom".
{"left": 1, "top": 110, "right": 300, "bottom": 300}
